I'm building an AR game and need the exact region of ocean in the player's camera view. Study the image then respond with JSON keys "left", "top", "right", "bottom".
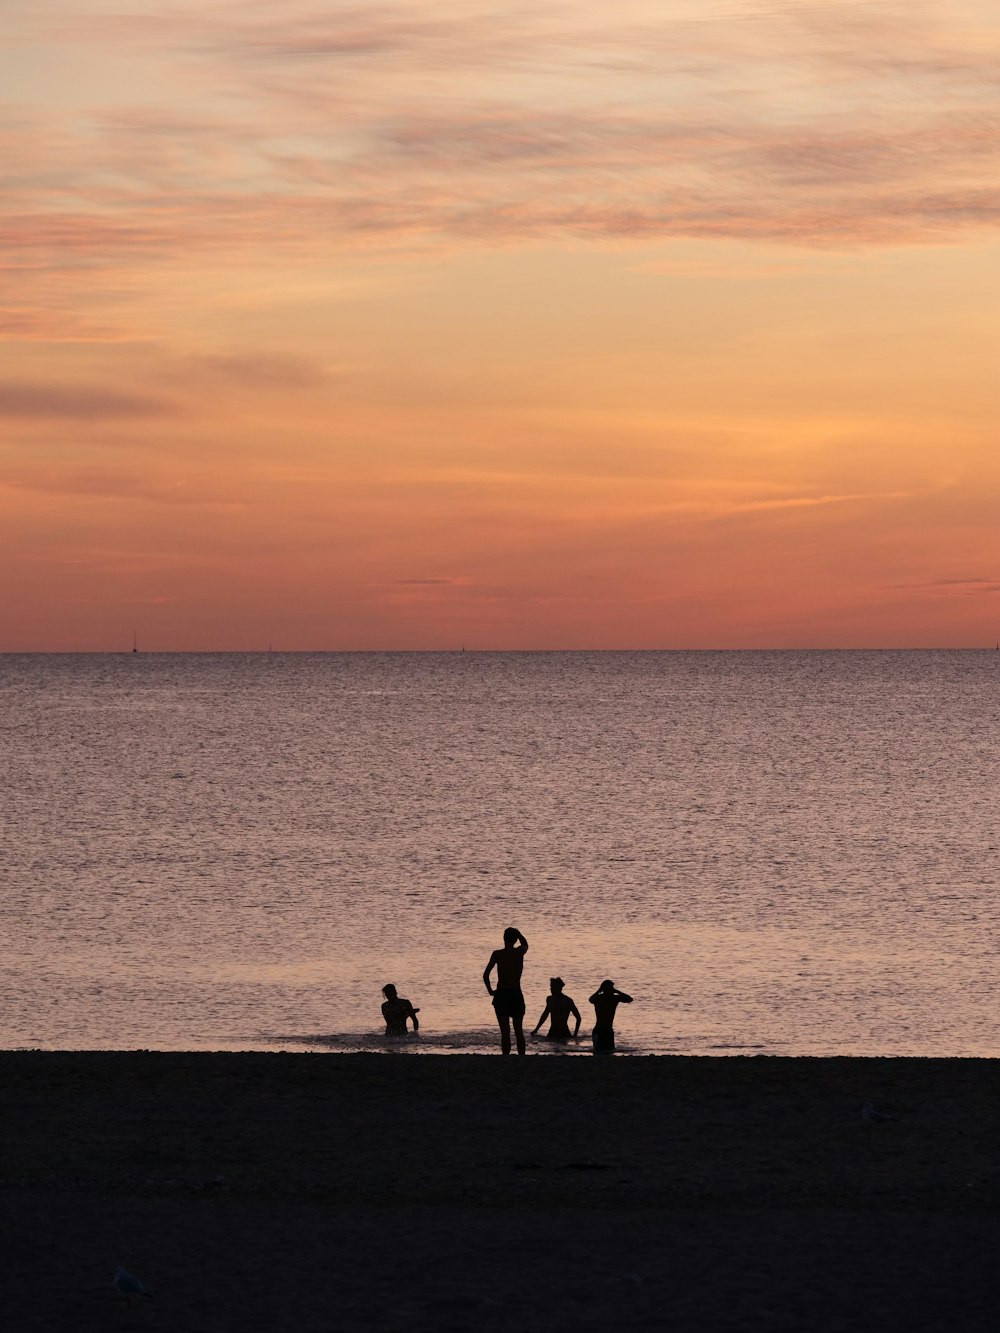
{"left": 1, "top": 651, "right": 996, "bottom": 1055}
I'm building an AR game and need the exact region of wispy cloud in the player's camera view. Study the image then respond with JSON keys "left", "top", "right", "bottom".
{"left": 0, "top": 381, "right": 174, "bottom": 418}
{"left": 157, "top": 352, "right": 332, "bottom": 389}
{"left": 894, "top": 576, "right": 1000, "bottom": 594}
{"left": 390, "top": 577, "right": 472, "bottom": 586}
{"left": 4, "top": 0, "right": 1000, "bottom": 292}
{"left": 1, "top": 466, "right": 245, "bottom": 508}
{"left": 722, "top": 490, "right": 911, "bottom": 516}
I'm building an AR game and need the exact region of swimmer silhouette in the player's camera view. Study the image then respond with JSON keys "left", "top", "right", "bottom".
{"left": 483, "top": 927, "right": 529, "bottom": 1055}
{"left": 531, "top": 977, "right": 581, "bottom": 1041}
{"left": 381, "top": 984, "right": 419, "bottom": 1036}
{"left": 588, "top": 979, "right": 633, "bottom": 1053}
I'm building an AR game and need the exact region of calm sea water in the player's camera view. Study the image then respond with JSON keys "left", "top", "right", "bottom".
{"left": 1, "top": 651, "right": 997, "bottom": 1056}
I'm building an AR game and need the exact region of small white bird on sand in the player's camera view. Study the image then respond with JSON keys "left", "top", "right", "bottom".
{"left": 114, "top": 1267, "right": 153, "bottom": 1305}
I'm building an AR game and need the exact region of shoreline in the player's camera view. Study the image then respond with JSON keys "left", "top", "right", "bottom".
{"left": 9, "top": 1037, "right": 1000, "bottom": 1057}
{"left": 3, "top": 1052, "right": 999, "bottom": 1330}
{"left": 4, "top": 1046, "right": 1000, "bottom": 1059}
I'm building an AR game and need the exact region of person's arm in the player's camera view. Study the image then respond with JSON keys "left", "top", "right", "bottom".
{"left": 616, "top": 991, "right": 633, "bottom": 1003}
{"left": 483, "top": 953, "right": 497, "bottom": 995}
{"left": 570, "top": 1001, "right": 581, "bottom": 1036}
{"left": 407, "top": 1003, "right": 420, "bottom": 1031}
{"left": 530, "top": 1001, "right": 551, "bottom": 1036}
{"left": 589, "top": 992, "right": 600, "bottom": 1005}
{"left": 516, "top": 930, "right": 529, "bottom": 952}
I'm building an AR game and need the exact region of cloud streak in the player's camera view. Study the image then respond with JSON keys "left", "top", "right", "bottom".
{"left": 1, "top": 466, "right": 246, "bottom": 508}
{"left": 895, "top": 577, "right": 1000, "bottom": 595}
{"left": 0, "top": 381, "right": 174, "bottom": 419}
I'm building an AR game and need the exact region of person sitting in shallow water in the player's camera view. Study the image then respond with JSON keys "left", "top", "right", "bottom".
{"left": 589, "top": 979, "right": 633, "bottom": 1053}
{"left": 381, "top": 984, "right": 419, "bottom": 1036}
{"left": 531, "top": 977, "right": 581, "bottom": 1042}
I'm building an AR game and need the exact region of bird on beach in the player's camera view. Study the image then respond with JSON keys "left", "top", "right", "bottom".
{"left": 861, "top": 1100, "right": 896, "bottom": 1124}
{"left": 113, "top": 1266, "right": 153, "bottom": 1305}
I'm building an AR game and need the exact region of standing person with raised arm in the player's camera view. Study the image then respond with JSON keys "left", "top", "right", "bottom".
{"left": 589, "top": 979, "right": 633, "bottom": 1053}
{"left": 483, "top": 927, "right": 529, "bottom": 1055}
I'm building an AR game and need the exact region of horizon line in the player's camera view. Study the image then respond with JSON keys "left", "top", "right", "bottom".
{"left": 1, "top": 646, "right": 997, "bottom": 656}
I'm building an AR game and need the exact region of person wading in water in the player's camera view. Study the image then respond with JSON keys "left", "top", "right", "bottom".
{"left": 483, "top": 927, "right": 529, "bottom": 1055}
{"left": 380, "top": 983, "right": 420, "bottom": 1036}
{"left": 531, "top": 977, "right": 581, "bottom": 1042}
{"left": 589, "top": 979, "right": 633, "bottom": 1053}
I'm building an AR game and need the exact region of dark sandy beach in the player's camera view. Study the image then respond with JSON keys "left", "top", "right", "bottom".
{"left": 2, "top": 1052, "right": 998, "bottom": 1331}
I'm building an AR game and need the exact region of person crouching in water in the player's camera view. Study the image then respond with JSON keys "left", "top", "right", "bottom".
{"left": 589, "top": 979, "right": 633, "bottom": 1053}
{"left": 381, "top": 984, "right": 419, "bottom": 1036}
{"left": 531, "top": 977, "right": 581, "bottom": 1042}
{"left": 483, "top": 927, "right": 529, "bottom": 1055}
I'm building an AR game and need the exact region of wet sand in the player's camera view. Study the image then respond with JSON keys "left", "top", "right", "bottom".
{"left": 2, "top": 1051, "right": 998, "bottom": 1331}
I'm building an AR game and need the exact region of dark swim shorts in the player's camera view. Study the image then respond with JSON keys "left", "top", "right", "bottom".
{"left": 492, "top": 988, "right": 526, "bottom": 1019}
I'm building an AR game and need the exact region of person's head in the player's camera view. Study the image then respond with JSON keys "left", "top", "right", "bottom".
{"left": 503, "top": 927, "right": 519, "bottom": 947}
{"left": 382, "top": 984, "right": 397, "bottom": 1001}
{"left": 599, "top": 979, "right": 614, "bottom": 992}
{"left": 550, "top": 977, "right": 564, "bottom": 993}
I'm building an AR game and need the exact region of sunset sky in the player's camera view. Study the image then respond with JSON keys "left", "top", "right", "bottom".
{"left": 3, "top": 0, "right": 998, "bottom": 649}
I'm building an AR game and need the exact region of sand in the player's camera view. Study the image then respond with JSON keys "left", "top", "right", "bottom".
{"left": 1, "top": 1051, "right": 998, "bottom": 1331}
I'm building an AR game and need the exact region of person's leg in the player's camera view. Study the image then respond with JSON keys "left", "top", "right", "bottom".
{"left": 496, "top": 1013, "right": 512, "bottom": 1055}
{"left": 512, "top": 1015, "right": 526, "bottom": 1055}
{"left": 593, "top": 1026, "right": 613, "bottom": 1054}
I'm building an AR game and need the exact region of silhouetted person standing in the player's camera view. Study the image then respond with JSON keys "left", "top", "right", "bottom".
{"left": 483, "top": 927, "right": 529, "bottom": 1055}
{"left": 589, "top": 979, "right": 632, "bottom": 1053}
{"left": 381, "top": 983, "right": 419, "bottom": 1036}
{"left": 531, "top": 977, "right": 581, "bottom": 1042}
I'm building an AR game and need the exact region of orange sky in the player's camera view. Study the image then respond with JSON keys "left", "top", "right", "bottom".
{"left": 2, "top": 0, "right": 998, "bottom": 649}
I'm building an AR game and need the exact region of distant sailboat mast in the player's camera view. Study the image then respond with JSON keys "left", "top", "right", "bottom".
{"left": 132, "top": 629, "right": 138, "bottom": 654}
